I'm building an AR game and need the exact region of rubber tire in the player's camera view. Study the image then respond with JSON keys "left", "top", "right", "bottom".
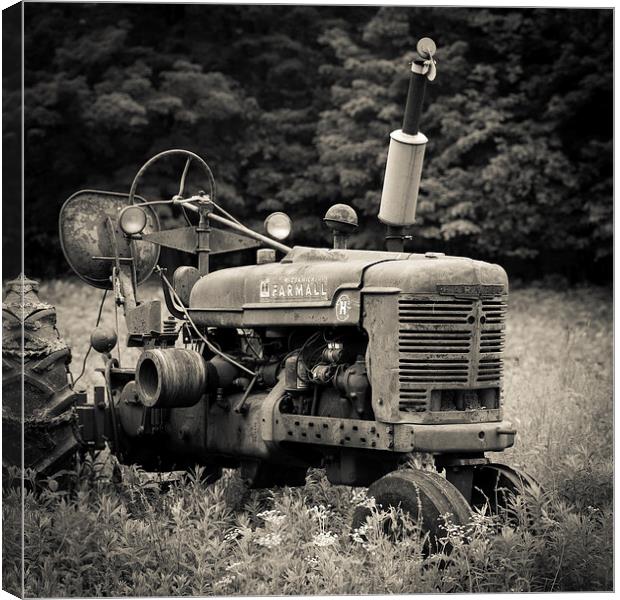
{"left": 352, "top": 469, "right": 472, "bottom": 550}
{"left": 471, "top": 463, "right": 541, "bottom": 517}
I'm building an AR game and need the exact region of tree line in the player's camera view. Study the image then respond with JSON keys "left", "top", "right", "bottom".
{"left": 9, "top": 5, "right": 612, "bottom": 281}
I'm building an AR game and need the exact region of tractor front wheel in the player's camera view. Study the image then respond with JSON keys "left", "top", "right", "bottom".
{"left": 351, "top": 469, "right": 472, "bottom": 551}
{"left": 471, "top": 463, "right": 541, "bottom": 518}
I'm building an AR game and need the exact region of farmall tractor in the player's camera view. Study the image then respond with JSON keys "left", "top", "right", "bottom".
{"left": 4, "top": 39, "right": 537, "bottom": 541}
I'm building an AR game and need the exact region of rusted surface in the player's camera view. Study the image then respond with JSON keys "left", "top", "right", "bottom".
{"left": 190, "top": 247, "right": 401, "bottom": 312}
{"left": 126, "top": 300, "right": 164, "bottom": 337}
{"left": 361, "top": 256, "right": 508, "bottom": 425}
{"left": 274, "top": 413, "right": 410, "bottom": 452}
{"left": 59, "top": 190, "right": 160, "bottom": 288}
{"left": 143, "top": 226, "right": 198, "bottom": 254}
{"left": 188, "top": 249, "right": 388, "bottom": 327}
{"left": 143, "top": 225, "right": 261, "bottom": 256}
{"left": 364, "top": 289, "right": 508, "bottom": 425}
{"left": 271, "top": 412, "right": 514, "bottom": 454}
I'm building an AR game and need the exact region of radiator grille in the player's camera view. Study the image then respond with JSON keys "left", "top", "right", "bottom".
{"left": 478, "top": 299, "right": 506, "bottom": 384}
{"left": 481, "top": 299, "right": 506, "bottom": 323}
{"left": 398, "top": 294, "right": 506, "bottom": 413}
{"left": 398, "top": 298, "right": 474, "bottom": 325}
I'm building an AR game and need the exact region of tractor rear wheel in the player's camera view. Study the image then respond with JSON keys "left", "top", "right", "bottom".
{"left": 352, "top": 469, "right": 472, "bottom": 551}
{"left": 2, "top": 276, "right": 81, "bottom": 484}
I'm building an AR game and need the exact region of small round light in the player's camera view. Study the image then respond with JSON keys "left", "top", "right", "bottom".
{"left": 119, "top": 205, "right": 148, "bottom": 235}
{"left": 90, "top": 326, "right": 118, "bottom": 354}
{"left": 264, "top": 211, "right": 292, "bottom": 240}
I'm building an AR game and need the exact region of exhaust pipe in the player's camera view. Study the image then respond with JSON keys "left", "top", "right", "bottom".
{"left": 379, "top": 38, "right": 437, "bottom": 252}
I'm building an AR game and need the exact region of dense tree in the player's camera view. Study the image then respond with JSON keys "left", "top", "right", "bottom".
{"left": 11, "top": 5, "right": 612, "bottom": 280}
{"left": 316, "top": 7, "right": 612, "bottom": 273}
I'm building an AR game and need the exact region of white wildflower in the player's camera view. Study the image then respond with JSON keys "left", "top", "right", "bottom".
{"left": 255, "top": 532, "right": 283, "bottom": 548}
{"left": 350, "top": 491, "right": 377, "bottom": 510}
{"left": 308, "top": 505, "right": 330, "bottom": 520}
{"left": 257, "top": 509, "right": 286, "bottom": 526}
{"left": 351, "top": 489, "right": 366, "bottom": 503}
{"left": 268, "top": 514, "right": 286, "bottom": 527}
{"left": 170, "top": 499, "right": 185, "bottom": 519}
{"left": 312, "top": 531, "right": 338, "bottom": 547}
{"left": 307, "top": 555, "right": 320, "bottom": 568}
{"left": 225, "top": 561, "right": 242, "bottom": 572}
{"left": 224, "top": 528, "right": 243, "bottom": 542}
{"left": 350, "top": 523, "right": 369, "bottom": 544}
{"left": 215, "top": 575, "right": 235, "bottom": 587}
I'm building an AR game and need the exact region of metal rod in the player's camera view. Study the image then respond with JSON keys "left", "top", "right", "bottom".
{"left": 181, "top": 196, "right": 291, "bottom": 253}
{"left": 197, "top": 204, "right": 211, "bottom": 276}
{"left": 207, "top": 213, "right": 292, "bottom": 254}
{"left": 233, "top": 375, "right": 258, "bottom": 414}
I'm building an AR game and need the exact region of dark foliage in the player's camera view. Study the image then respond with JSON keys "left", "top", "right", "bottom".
{"left": 12, "top": 5, "right": 612, "bottom": 280}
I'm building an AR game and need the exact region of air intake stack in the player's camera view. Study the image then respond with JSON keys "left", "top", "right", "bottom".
{"left": 379, "top": 38, "right": 437, "bottom": 252}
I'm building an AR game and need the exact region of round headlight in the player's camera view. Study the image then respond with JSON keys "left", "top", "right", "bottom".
{"left": 119, "top": 205, "right": 148, "bottom": 235}
{"left": 264, "top": 212, "right": 292, "bottom": 241}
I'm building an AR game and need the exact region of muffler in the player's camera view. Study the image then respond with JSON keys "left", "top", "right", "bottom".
{"left": 379, "top": 37, "right": 437, "bottom": 251}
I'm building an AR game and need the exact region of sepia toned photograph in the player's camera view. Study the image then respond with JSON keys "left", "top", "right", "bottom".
{"left": 2, "top": 2, "right": 613, "bottom": 596}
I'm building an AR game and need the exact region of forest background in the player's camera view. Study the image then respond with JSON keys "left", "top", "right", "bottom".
{"left": 3, "top": 5, "right": 613, "bottom": 281}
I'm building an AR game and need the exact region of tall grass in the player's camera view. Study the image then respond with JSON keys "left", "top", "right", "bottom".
{"left": 3, "top": 280, "right": 613, "bottom": 595}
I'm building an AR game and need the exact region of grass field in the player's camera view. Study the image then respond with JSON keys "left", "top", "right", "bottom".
{"left": 3, "top": 279, "right": 613, "bottom": 595}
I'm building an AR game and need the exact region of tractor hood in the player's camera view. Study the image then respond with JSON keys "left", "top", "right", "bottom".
{"left": 188, "top": 246, "right": 508, "bottom": 328}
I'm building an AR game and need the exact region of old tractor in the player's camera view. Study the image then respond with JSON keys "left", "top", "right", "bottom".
{"left": 8, "top": 38, "right": 537, "bottom": 539}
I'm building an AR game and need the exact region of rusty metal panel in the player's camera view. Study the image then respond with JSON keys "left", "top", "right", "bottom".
{"left": 189, "top": 273, "right": 364, "bottom": 328}
{"left": 191, "top": 255, "right": 369, "bottom": 309}
{"left": 187, "top": 301, "right": 362, "bottom": 329}
{"left": 408, "top": 408, "right": 502, "bottom": 425}
{"left": 126, "top": 300, "right": 163, "bottom": 336}
{"left": 363, "top": 255, "right": 509, "bottom": 296}
{"left": 273, "top": 414, "right": 408, "bottom": 452}
{"left": 280, "top": 246, "right": 410, "bottom": 264}
{"left": 142, "top": 226, "right": 261, "bottom": 255}
{"left": 205, "top": 394, "right": 272, "bottom": 460}
{"left": 362, "top": 292, "right": 401, "bottom": 423}
{"left": 270, "top": 413, "right": 515, "bottom": 454}
{"left": 143, "top": 226, "right": 198, "bottom": 254}
{"left": 188, "top": 247, "right": 408, "bottom": 327}
{"left": 360, "top": 255, "right": 508, "bottom": 426}
{"left": 209, "top": 228, "right": 262, "bottom": 255}
{"left": 407, "top": 421, "right": 516, "bottom": 453}
{"left": 59, "top": 190, "right": 160, "bottom": 289}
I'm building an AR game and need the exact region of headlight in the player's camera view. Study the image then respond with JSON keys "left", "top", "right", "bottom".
{"left": 264, "top": 211, "right": 292, "bottom": 241}
{"left": 119, "top": 205, "right": 148, "bottom": 235}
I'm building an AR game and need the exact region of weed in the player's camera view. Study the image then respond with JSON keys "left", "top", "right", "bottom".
{"left": 2, "top": 281, "right": 612, "bottom": 594}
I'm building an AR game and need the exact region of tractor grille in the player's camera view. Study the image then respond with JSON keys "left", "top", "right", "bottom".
{"left": 398, "top": 294, "right": 506, "bottom": 413}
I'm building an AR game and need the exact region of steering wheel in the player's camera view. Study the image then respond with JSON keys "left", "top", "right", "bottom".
{"left": 128, "top": 149, "right": 217, "bottom": 220}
